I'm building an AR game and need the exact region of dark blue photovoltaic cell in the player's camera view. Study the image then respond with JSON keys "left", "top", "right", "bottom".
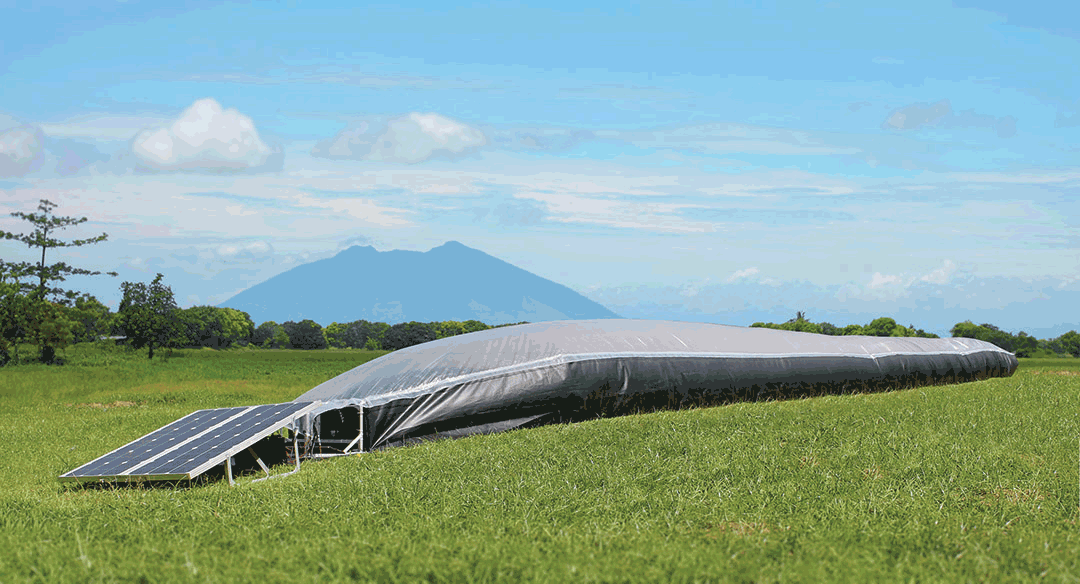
{"left": 132, "top": 402, "right": 314, "bottom": 476}
{"left": 62, "top": 407, "right": 249, "bottom": 478}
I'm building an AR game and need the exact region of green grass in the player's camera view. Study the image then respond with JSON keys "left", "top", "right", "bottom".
{"left": 1, "top": 345, "right": 1077, "bottom": 583}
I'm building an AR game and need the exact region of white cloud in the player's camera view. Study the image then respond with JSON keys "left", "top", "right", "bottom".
{"left": 293, "top": 193, "right": 414, "bottom": 227}
{"left": 314, "top": 113, "right": 486, "bottom": 163}
{"left": 868, "top": 272, "right": 905, "bottom": 289}
{"left": 131, "top": 98, "right": 277, "bottom": 171}
{"left": 725, "top": 267, "right": 760, "bottom": 283}
{"left": 216, "top": 240, "right": 274, "bottom": 261}
{"left": 920, "top": 259, "right": 958, "bottom": 284}
{"left": 517, "top": 191, "right": 711, "bottom": 233}
{"left": 0, "top": 125, "right": 45, "bottom": 177}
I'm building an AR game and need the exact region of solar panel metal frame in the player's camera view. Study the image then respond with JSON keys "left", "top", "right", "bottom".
{"left": 60, "top": 402, "right": 321, "bottom": 483}
{"left": 58, "top": 407, "right": 252, "bottom": 480}
{"left": 128, "top": 402, "right": 318, "bottom": 479}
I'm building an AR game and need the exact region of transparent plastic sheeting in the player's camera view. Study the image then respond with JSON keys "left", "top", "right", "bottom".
{"left": 295, "top": 319, "right": 1018, "bottom": 451}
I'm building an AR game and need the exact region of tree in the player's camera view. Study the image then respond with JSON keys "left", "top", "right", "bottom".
{"left": 67, "top": 293, "right": 114, "bottom": 343}
{"left": 254, "top": 320, "right": 277, "bottom": 347}
{"left": 329, "top": 320, "right": 391, "bottom": 349}
{"left": 178, "top": 306, "right": 255, "bottom": 349}
{"left": 950, "top": 321, "right": 1036, "bottom": 355}
{"left": 863, "top": 317, "right": 898, "bottom": 337}
{"left": 24, "top": 300, "right": 75, "bottom": 363}
{"left": 0, "top": 199, "right": 117, "bottom": 362}
{"left": 324, "top": 322, "right": 349, "bottom": 348}
{"left": 117, "top": 273, "right": 182, "bottom": 360}
{"left": 818, "top": 322, "right": 843, "bottom": 336}
{"left": 1057, "top": 331, "right": 1080, "bottom": 358}
{"left": 383, "top": 321, "right": 438, "bottom": 351}
{"left": 282, "top": 319, "right": 327, "bottom": 350}
{"left": 0, "top": 279, "right": 31, "bottom": 365}
{"left": 0, "top": 199, "right": 117, "bottom": 302}
{"left": 435, "top": 320, "right": 467, "bottom": 339}
{"left": 462, "top": 320, "right": 490, "bottom": 334}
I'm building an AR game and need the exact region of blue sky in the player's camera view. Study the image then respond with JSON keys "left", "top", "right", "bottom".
{"left": 2, "top": 0, "right": 1078, "bottom": 337}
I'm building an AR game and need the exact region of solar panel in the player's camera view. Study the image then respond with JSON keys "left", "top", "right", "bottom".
{"left": 60, "top": 402, "right": 320, "bottom": 483}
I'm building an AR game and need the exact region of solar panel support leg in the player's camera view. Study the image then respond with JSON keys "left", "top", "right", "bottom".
{"left": 247, "top": 447, "right": 271, "bottom": 478}
{"left": 226, "top": 456, "right": 235, "bottom": 487}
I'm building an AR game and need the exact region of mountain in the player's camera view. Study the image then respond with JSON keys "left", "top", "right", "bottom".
{"left": 219, "top": 241, "right": 621, "bottom": 326}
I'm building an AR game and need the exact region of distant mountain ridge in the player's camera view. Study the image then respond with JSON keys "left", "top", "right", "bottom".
{"left": 219, "top": 241, "right": 621, "bottom": 326}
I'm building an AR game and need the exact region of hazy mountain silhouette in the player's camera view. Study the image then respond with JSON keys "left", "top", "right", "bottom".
{"left": 219, "top": 241, "right": 621, "bottom": 326}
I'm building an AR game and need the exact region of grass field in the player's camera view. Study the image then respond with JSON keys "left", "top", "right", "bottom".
{"left": 0, "top": 343, "right": 1077, "bottom": 583}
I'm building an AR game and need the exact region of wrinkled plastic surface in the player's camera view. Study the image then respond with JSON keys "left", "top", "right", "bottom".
{"left": 294, "top": 320, "right": 1018, "bottom": 451}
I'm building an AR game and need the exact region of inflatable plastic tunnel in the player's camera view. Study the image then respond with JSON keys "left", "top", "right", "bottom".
{"left": 295, "top": 319, "right": 1019, "bottom": 452}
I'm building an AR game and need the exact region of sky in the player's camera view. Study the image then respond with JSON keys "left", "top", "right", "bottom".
{"left": 1, "top": 0, "right": 1078, "bottom": 338}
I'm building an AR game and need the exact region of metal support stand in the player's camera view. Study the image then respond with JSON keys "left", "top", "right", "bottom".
{"left": 252, "top": 429, "right": 303, "bottom": 483}
{"left": 342, "top": 433, "right": 364, "bottom": 454}
{"left": 247, "top": 447, "right": 271, "bottom": 479}
{"left": 225, "top": 456, "right": 235, "bottom": 487}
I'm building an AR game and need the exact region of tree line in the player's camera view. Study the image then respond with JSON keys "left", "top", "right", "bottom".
{"left": 751, "top": 312, "right": 1080, "bottom": 358}
{"left": 1, "top": 199, "right": 1078, "bottom": 364}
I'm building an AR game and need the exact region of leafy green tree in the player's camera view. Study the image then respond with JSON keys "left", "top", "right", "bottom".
{"left": 435, "top": 320, "right": 467, "bottom": 339}
{"left": 25, "top": 300, "right": 76, "bottom": 363}
{"left": 841, "top": 324, "right": 864, "bottom": 335}
{"left": 462, "top": 320, "right": 490, "bottom": 334}
{"left": 179, "top": 306, "right": 255, "bottom": 349}
{"left": 890, "top": 324, "right": 913, "bottom": 337}
{"left": 1013, "top": 331, "right": 1038, "bottom": 357}
{"left": 282, "top": 319, "right": 327, "bottom": 350}
{"left": 332, "top": 320, "right": 391, "bottom": 349}
{"left": 253, "top": 321, "right": 291, "bottom": 349}
{"left": 383, "top": 321, "right": 438, "bottom": 351}
{"left": 1056, "top": 331, "right": 1080, "bottom": 358}
{"left": 324, "top": 322, "right": 349, "bottom": 348}
{"left": 950, "top": 321, "right": 1036, "bottom": 355}
{"left": 818, "top": 322, "right": 843, "bottom": 336}
{"left": 752, "top": 312, "right": 822, "bottom": 334}
{"left": 117, "top": 273, "right": 182, "bottom": 360}
{"left": 0, "top": 199, "right": 117, "bottom": 362}
{"left": 0, "top": 199, "right": 117, "bottom": 302}
{"left": 67, "top": 293, "right": 114, "bottom": 343}
{"left": 253, "top": 321, "right": 279, "bottom": 347}
{"left": 863, "top": 317, "right": 898, "bottom": 337}
{"left": 0, "top": 273, "right": 31, "bottom": 364}
{"left": 219, "top": 308, "right": 255, "bottom": 347}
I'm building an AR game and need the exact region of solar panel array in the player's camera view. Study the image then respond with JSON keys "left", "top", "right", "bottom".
{"left": 60, "top": 402, "right": 319, "bottom": 483}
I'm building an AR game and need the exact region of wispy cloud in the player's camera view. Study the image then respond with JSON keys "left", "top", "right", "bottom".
{"left": 883, "top": 99, "right": 952, "bottom": 130}
{"left": 0, "top": 125, "right": 45, "bottom": 177}
{"left": 292, "top": 193, "right": 414, "bottom": 228}
{"left": 599, "top": 123, "right": 861, "bottom": 156}
{"left": 883, "top": 99, "right": 1017, "bottom": 137}
{"left": 725, "top": 267, "right": 760, "bottom": 283}
{"left": 39, "top": 114, "right": 172, "bottom": 141}
{"left": 312, "top": 113, "right": 486, "bottom": 163}
{"left": 516, "top": 191, "right": 711, "bottom": 233}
